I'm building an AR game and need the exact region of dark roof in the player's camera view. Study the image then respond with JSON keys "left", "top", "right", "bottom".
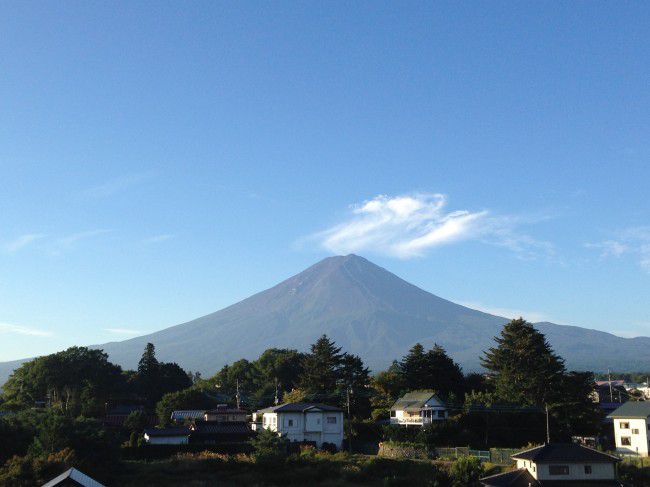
{"left": 540, "top": 482, "right": 624, "bottom": 486}
{"left": 41, "top": 468, "right": 106, "bottom": 487}
{"left": 512, "top": 444, "right": 619, "bottom": 463}
{"left": 191, "top": 422, "right": 251, "bottom": 434}
{"left": 480, "top": 468, "right": 540, "bottom": 487}
{"left": 106, "top": 404, "right": 143, "bottom": 416}
{"left": 607, "top": 401, "right": 650, "bottom": 419}
{"left": 170, "top": 410, "right": 205, "bottom": 420}
{"left": 256, "top": 402, "right": 343, "bottom": 414}
{"left": 205, "top": 408, "right": 247, "bottom": 414}
{"left": 390, "top": 390, "right": 443, "bottom": 412}
{"left": 144, "top": 427, "right": 190, "bottom": 437}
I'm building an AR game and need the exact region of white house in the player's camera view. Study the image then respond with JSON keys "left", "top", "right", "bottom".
{"left": 480, "top": 443, "right": 622, "bottom": 486}
{"left": 608, "top": 401, "right": 650, "bottom": 456}
{"left": 42, "top": 468, "right": 106, "bottom": 487}
{"left": 390, "top": 391, "right": 447, "bottom": 426}
{"left": 143, "top": 426, "right": 190, "bottom": 445}
{"left": 252, "top": 402, "right": 344, "bottom": 449}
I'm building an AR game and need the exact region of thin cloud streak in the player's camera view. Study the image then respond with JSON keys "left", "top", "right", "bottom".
{"left": 56, "top": 229, "right": 112, "bottom": 248}
{"left": 587, "top": 226, "right": 650, "bottom": 273}
{"left": 0, "top": 322, "right": 53, "bottom": 337}
{"left": 308, "top": 193, "right": 553, "bottom": 260}
{"left": 456, "top": 301, "right": 549, "bottom": 323}
{"left": 142, "top": 234, "right": 174, "bottom": 244}
{"left": 82, "top": 172, "right": 153, "bottom": 199}
{"left": 4, "top": 234, "right": 45, "bottom": 253}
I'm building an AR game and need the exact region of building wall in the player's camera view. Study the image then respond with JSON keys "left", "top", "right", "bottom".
{"left": 536, "top": 462, "right": 615, "bottom": 481}
{"left": 613, "top": 417, "right": 650, "bottom": 456}
{"left": 145, "top": 435, "right": 188, "bottom": 445}
{"left": 261, "top": 411, "right": 343, "bottom": 449}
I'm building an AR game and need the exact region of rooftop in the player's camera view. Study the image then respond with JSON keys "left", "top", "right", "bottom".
{"left": 480, "top": 468, "right": 539, "bottom": 487}
{"left": 390, "top": 390, "right": 442, "bottom": 412}
{"left": 607, "top": 401, "right": 650, "bottom": 419}
{"left": 144, "top": 427, "right": 190, "bottom": 437}
{"left": 41, "top": 468, "right": 106, "bottom": 487}
{"left": 256, "top": 402, "right": 344, "bottom": 414}
{"left": 511, "top": 443, "right": 619, "bottom": 464}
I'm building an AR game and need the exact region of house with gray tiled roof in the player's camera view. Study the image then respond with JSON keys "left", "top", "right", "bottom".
{"left": 252, "top": 403, "right": 344, "bottom": 449}
{"left": 390, "top": 390, "right": 447, "bottom": 426}
{"left": 608, "top": 401, "right": 650, "bottom": 456}
{"left": 480, "top": 443, "right": 623, "bottom": 487}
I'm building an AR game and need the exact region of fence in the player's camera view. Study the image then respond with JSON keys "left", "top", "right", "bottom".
{"left": 434, "top": 447, "right": 519, "bottom": 464}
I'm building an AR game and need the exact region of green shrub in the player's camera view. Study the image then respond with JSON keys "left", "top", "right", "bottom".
{"left": 449, "top": 455, "right": 483, "bottom": 487}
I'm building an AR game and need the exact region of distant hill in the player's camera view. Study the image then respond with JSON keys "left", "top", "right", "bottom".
{"left": 1, "top": 254, "right": 649, "bottom": 384}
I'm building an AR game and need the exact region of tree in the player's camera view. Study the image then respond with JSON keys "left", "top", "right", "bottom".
{"left": 400, "top": 343, "right": 428, "bottom": 390}
{"left": 134, "top": 344, "right": 192, "bottom": 407}
{"left": 423, "top": 344, "right": 465, "bottom": 400}
{"left": 138, "top": 343, "right": 159, "bottom": 376}
{"left": 481, "top": 318, "right": 565, "bottom": 406}
{"left": 338, "top": 353, "right": 371, "bottom": 418}
{"left": 450, "top": 455, "right": 484, "bottom": 487}
{"left": 2, "top": 347, "right": 125, "bottom": 416}
{"left": 299, "top": 335, "right": 344, "bottom": 399}
{"left": 155, "top": 389, "right": 219, "bottom": 426}
{"left": 251, "top": 428, "right": 289, "bottom": 466}
{"left": 254, "top": 348, "right": 304, "bottom": 406}
{"left": 370, "top": 366, "right": 407, "bottom": 420}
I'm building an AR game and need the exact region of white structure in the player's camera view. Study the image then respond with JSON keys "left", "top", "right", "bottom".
{"left": 42, "top": 468, "right": 106, "bottom": 487}
{"left": 608, "top": 401, "right": 650, "bottom": 456}
{"left": 390, "top": 391, "right": 447, "bottom": 426}
{"left": 143, "top": 426, "right": 190, "bottom": 445}
{"left": 252, "top": 402, "right": 344, "bottom": 449}
{"left": 480, "top": 443, "right": 622, "bottom": 486}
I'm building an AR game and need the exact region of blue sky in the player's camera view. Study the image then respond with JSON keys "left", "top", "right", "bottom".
{"left": 1, "top": 2, "right": 649, "bottom": 361}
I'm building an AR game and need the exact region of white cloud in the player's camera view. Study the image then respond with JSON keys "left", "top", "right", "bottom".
{"left": 0, "top": 322, "right": 53, "bottom": 337}
{"left": 142, "top": 234, "right": 174, "bottom": 244}
{"left": 309, "top": 193, "right": 552, "bottom": 259}
{"left": 83, "top": 172, "right": 153, "bottom": 199}
{"left": 104, "top": 328, "right": 143, "bottom": 336}
{"left": 4, "top": 234, "right": 45, "bottom": 253}
{"left": 456, "top": 301, "right": 549, "bottom": 323}
{"left": 56, "top": 229, "right": 112, "bottom": 249}
{"left": 587, "top": 227, "right": 650, "bottom": 273}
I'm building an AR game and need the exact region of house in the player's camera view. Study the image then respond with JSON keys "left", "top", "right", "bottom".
{"left": 204, "top": 405, "right": 248, "bottom": 422}
{"left": 41, "top": 467, "right": 106, "bottom": 487}
{"left": 608, "top": 401, "right": 650, "bottom": 456}
{"left": 143, "top": 426, "right": 190, "bottom": 445}
{"left": 252, "top": 402, "right": 344, "bottom": 449}
{"left": 189, "top": 421, "right": 252, "bottom": 444}
{"left": 170, "top": 409, "right": 205, "bottom": 422}
{"left": 480, "top": 443, "right": 622, "bottom": 487}
{"left": 390, "top": 391, "right": 448, "bottom": 426}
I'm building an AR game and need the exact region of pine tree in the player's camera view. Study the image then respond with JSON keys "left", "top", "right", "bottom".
{"left": 338, "top": 353, "right": 371, "bottom": 418}
{"left": 424, "top": 344, "right": 465, "bottom": 400}
{"left": 481, "top": 318, "right": 565, "bottom": 406}
{"left": 299, "top": 335, "right": 343, "bottom": 398}
{"left": 138, "top": 343, "right": 159, "bottom": 376}
{"left": 400, "top": 343, "right": 428, "bottom": 390}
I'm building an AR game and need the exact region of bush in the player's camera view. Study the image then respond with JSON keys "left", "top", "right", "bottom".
{"left": 449, "top": 455, "right": 484, "bottom": 487}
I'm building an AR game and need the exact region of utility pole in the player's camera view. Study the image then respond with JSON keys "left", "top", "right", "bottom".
{"left": 235, "top": 378, "right": 241, "bottom": 410}
{"left": 274, "top": 378, "right": 280, "bottom": 406}
{"left": 346, "top": 385, "right": 353, "bottom": 454}
{"left": 545, "top": 404, "right": 551, "bottom": 444}
{"left": 608, "top": 369, "right": 614, "bottom": 403}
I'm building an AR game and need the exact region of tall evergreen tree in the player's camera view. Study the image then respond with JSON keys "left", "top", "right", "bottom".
{"left": 338, "top": 353, "right": 371, "bottom": 418}
{"left": 400, "top": 343, "right": 428, "bottom": 390}
{"left": 481, "top": 318, "right": 565, "bottom": 406}
{"left": 138, "top": 343, "right": 159, "bottom": 376}
{"left": 424, "top": 344, "right": 465, "bottom": 400}
{"left": 299, "top": 335, "right": 343, "bottom": 397}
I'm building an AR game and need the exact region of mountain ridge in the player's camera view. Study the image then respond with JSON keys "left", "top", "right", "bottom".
{"left": 1, "top": 254, "right": 648, "bottom": 384}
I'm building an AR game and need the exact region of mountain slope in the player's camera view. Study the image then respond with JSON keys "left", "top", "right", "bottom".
{"left": 1, "top": 254, "right": 649, "bottom": 384}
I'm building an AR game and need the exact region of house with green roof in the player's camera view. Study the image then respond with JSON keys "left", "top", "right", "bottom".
{"left": 390, "top": 390, "right": 447, "bottom": 426}
{"left": 607, "top": 401, "right": 650, "bottom": 456}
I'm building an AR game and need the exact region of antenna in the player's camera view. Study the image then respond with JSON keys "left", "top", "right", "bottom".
{"left": 608, "top": 369, "right": 614, "bottom": 403}
{"left": 235, "top": 378, "right": 241, "bottom": 409}
{"left": 545, "top": 404, "right": 551, "bottom": 444}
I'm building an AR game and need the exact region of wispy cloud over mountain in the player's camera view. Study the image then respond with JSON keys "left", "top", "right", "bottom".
{"left": 0, "top": 322, "right": 52, "bottom": 337}
{"left": 308, "top": 193, "right": 553, "bottom": 259}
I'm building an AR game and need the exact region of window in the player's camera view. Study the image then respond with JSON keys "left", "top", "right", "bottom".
{"left": 585, "top": 465, "right": 592, "bottom": 474}
{"left": 287, "top": 419, "right": 294, "bottom": 427}
{"left": 390, "top": 411, "right": 396, "bottom": 417}
{"left": 327, "top": 416, "right": 337, "bottom": 424}
{"left": 633, "top": 429, "right": 640, "bottom": 434}
{"left": 620, "top": 422, "right": 630, "bottom": 429}
{"left": 317, "top": 418, "right": 321, "bottom": 424}
{"left": 549, "top": 465, "right": 570, "bottom": 475}
{"left": 621, "top": 437, "right": 632, "bottom": 446}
